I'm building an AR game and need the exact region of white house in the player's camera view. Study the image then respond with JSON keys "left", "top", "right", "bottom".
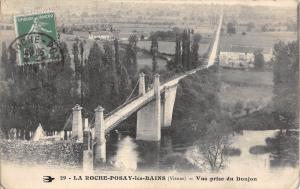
{"left": 220, "top": 45, "right": 272, "bottom": 68}
{"left": 88, "top": 31, "right": 115, "bottom": 41}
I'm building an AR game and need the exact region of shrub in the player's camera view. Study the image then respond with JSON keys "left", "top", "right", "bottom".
{"left": 224, "top": 147, "right": 241, "bottom": 156}
{"left": 249, "top": 145, "right": 269, "bottom": 155}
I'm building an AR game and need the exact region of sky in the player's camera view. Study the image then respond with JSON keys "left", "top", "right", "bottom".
{"left": 113, "top": 0, "right": 298, "bottom": 7}
{"left": 1, "top": 0, "right": 298, "bottom": 14}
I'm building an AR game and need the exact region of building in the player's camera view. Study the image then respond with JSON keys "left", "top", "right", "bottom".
{"left": 220, "top": 45, "right": 272, "bottom": 68}
{"left": 88, "top": 30, "right": 115, "bottom": 41}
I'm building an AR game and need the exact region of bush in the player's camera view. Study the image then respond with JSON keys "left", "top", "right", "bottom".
{"left": 224, "top": 147, "right": 241, "bottom": 156}
{"left": 233, "top": 101, "right": 244, "bottom": 115}
{"left": 234, "top": 111, "right": 280, "bottom": 130}
{"left": 265, "top": 131, "right": 299, "bottom": 167}
{"left": 249, "top": 145, "right": 269, "bottom": 155}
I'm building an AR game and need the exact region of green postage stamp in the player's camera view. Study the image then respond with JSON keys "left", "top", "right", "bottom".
{"left": 13, "top": 12, "right": 61, "bottom": 65}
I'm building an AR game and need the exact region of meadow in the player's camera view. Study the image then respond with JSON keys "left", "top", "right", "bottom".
{"left": 220, "top": 31, "right": 297, "bottom": 51}
{"left": 218, "top": 69, "right": 274, "bottom": 117}
{"left": 137, "top": 40, "right": 210, "bottom": 55}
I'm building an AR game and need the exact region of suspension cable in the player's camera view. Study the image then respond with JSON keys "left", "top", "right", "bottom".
{"left": 124, "top": 77, "right": 140, "bottom": 104}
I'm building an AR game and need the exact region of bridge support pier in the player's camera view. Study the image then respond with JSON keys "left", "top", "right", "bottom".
{"left": 83, "top": 121, "right": 93, "bottom": 170}
{"left": 71, "top": 104, "right": 83, "bottom": 142}
{"left": 94, "top": 106, "right": 106, "bottom": 164}
{"left": 162, "top": 85, "right": 177, "bottom": 127}
{"left": 136, "top": 74, "right": 161, "bottom": 141}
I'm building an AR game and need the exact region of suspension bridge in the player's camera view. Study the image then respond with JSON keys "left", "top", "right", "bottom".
{"left": 66, "top": 11, "right": 223, "bottom": 163}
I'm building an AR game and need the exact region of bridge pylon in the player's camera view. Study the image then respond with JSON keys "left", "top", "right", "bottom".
{"left": 94, "top": 106, "right": 106, "bottom": 164}
{"left": 139, "top": 72, "right": 145, "bottom": 95}
{"left": 136, "top": 74, "right": 161, "bottom": 141}
{"left": 71, "top": 104, "right": 83, "bottom": 142}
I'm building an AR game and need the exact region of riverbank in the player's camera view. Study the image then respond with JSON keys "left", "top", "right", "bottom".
{"left": 233, "top": 109, "right": 278, "bottom": 130}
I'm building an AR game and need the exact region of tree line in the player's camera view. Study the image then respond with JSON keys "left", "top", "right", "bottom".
{"left": 0, "top": 27, "right": 209, "bottom": 138}
{"left": 0, "top": 36, "right": 138, "bottom": 138}
{"left": 272, "top": 41, "right": 298, "bottom": 130}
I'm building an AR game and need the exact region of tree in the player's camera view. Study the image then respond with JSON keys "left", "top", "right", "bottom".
{"left": 83, "top": 42, "right": 104, "bottom": 110}
{"left": 254, "top": 50, "right": 265, "bottom": 70}
{"left": 7, "top": 46, "right": 17, "bottom": 80}
{"left": 102, "top": 42, "right": 119, "bottom": 109}
{"left": 150, "top": 36, "right": 158, "bottom": 73}
{"left": 272, "top": 41, "right": 298, "bottom": 130}
{"left": 186, "top": 29, "right": 191, "bottom": 70}
{"left": 45, "top": 42, "right": 78, "bottom": 131}
{"left": 168, "top": 30, "right": 199, "bottom": 72}
{"left": 266, "top": 131, "right": 299, "bottom": 167}
{"left": 83, "top": 40, "right": 133, "bottom": 111}
{"left": 0, "top": 42, "right": 77, "bottom": 136}
{"left": 72, "top": 42, "right": 81, "bottom": 79}
{"left": 168, "top": 33, "right": 183, "bottom": 72}
{"left": 171, "top": 66, "right": 222, "bottom": 143}
{"left": 191, "top": 34, "right": 201, "bottom": 68}
{"left": 233, "top": 100, "right": 244, "bottom": 115}
{"left": 188, "top": 120, "right": 232, "bottom": 172}
{"left": 149, "top": 30, "right": 177, "bottom": 41}
{"left": 114, "top": 39, "right": 132, "bottom": 102}
{"left": 226, "top": 22, "right": 236, "bottom": 35}
{"left": 1, "top": 42, "right": 8, "bottom": 80}
{"left": 124, "top": 35, "right": 138, "bottom": 79}
{"left": 72, "top": 42, "right": 82, "bottom": 106}
{"left": 79, "top": 41, "right": 84, "bottom": 62}
{"left": 79, "top": 41, "right": 85, "bottom": 104}
{"left": 181, "top": 29, "right": 190, "bottom": 70}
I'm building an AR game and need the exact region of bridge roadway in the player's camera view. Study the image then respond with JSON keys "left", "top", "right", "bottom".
{"left": 104, "top": 12, "right": 223, "bottom": 132}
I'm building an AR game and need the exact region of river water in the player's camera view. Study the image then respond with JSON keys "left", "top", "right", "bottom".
{"left": 106, "top": 129, "right": 296, "bottom": 173}
{"left": 1, "top": 128, "right": 298, "bottom": 189}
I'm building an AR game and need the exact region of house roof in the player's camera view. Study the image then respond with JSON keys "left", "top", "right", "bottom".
{"left": 230, "top": 45, "right": 262, "bottom": 53}
{"left": 222, "top": 45, "right": 272, "bottom": 54}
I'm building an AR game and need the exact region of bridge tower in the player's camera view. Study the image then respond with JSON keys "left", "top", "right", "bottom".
{"left": 71, "top": 104, "right": 83, "bottom": 142}
{"left": 136, "top": 74, "right": 161, "bottom": 141}
{"left": 94, "top": 106, "right": 106, "bottom": 164}
{"left": 138, "top": 72, "right": 145, "bottom": 95}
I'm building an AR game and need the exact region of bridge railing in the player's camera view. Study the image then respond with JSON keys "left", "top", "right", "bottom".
{"left": 104, "top": 95, "right": 142, "bottom": 119}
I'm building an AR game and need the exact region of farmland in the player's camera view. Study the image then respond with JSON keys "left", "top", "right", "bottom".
{"left": 220, "top": 31, "right": 297, "bottom": 51}
{"left": 219, "top": 68, "right": 273, "bottom": 116}
{"left": 134, "top": 40, "right": 210, "bottom": 56}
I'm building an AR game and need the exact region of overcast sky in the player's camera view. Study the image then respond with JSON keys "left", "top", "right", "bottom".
{"left": 113, "top": 0, "right": 297, "bottom": 6}
{"left": 1, "top": 0, "right": 298, "bottom": 14}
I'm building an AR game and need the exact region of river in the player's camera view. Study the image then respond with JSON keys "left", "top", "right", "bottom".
{"left": 106, "top": 129, "right": 297, "bottom": 173}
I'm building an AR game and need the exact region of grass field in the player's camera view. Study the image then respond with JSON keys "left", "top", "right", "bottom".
{"left": 220, "top": 31, "right": 297, "bottom": 51}
{"left": 219, "top": 69, "right": 273, "bottom": 116}
{"left": 137, "top": 40, "right": 210, "bottom": 55}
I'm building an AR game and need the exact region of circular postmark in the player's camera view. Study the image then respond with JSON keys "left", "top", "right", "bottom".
{"left": 9, "top": 32, "right": 63, "bottom": 65}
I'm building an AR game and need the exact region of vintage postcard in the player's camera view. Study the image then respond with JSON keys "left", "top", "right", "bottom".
{"left": 0, "top": 0, "right": 299, "bottom": 189}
